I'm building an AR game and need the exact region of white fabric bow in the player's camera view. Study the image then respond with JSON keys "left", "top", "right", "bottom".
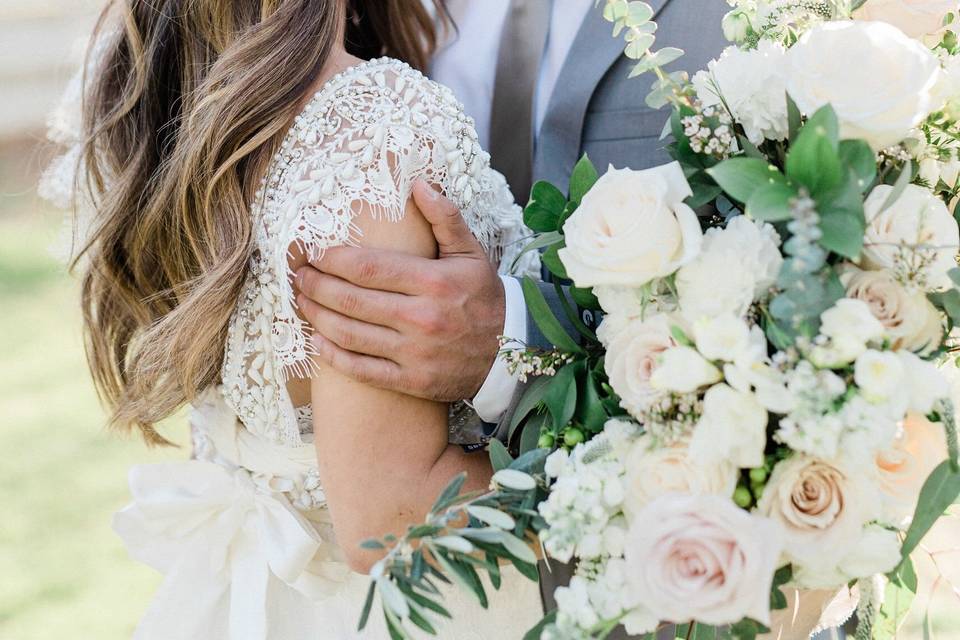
{"left": 114, "top": 460, "right": 324, "bottom": 640}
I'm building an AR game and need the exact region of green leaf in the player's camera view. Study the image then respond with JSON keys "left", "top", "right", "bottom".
{"left": 569, "top": 154, "right": 599, "bottom": 205}
{"left": 786, "top": 92, "right": 802, "bottom": 142}
{"left": 520, "top": 276, "right": 583, "bottom": 354}
{"left": 406, "top": 605, "right": 437, "bottom": 635}
{"left": 770, "top": 565, "right": 793, "bottom": 611}
{"left": 876, "top": 559, "right": 917, "bottom": 638}
{"left": 900, "top": 460, "right": 960, "bottom": 559}
{"left": 431, "top": 472, "right": 467, "bottom": 513}
{"left": 949, "top": 267, "right": 960, "bottom": 289}
{"left": 746, "top": 182, "right": 797, "bottom": 222}
{"left": 400, "top": 584, "right": 452, "bottom": 619}
{"left": 524, "top": 181, "right": 567, "bottom": 232}
{"left": 542, "top": 243, "right": 568, "bottom": 280}
{"left": 544, "top": 362, "right": 578, "bottom": 431}
{"left": 882, "top": 162, "right": 915, "bottom": 211}
{"left": 569, "top": 286, "right": 601, "bottom": 310}
{"left": 575, "top": 371, "right": 609, "bottom": 433}
{"left": 508, "top": 375, "right": 552, "bottom": 442}
{"left": 518, "top": 413, "right": 546, "bottom": 454}
{"left": 838, "top": 139, "right": 877, "bottom": 192}
{"left": 434, "top": 551, "right": 488, "bottom": 609}
{"left": 786, "top": 105, "right": 842, "bottom": 195}
{"left": 511, "top": 231, "right": 562, "bottom": 271}
{"left": 523, "top": 610, "right": 558, "bottom": 640}
{"left": 488, "top": 439, "right": 514, "bottom": 472}
{"left": 357, "top": 580, "right": 377, "bottom": 631}
{"left": 819, "top": 207, "right": 865, "bottom": 258}
{"left": 930, "top": 289, "right": 960, "bottom": 325}
{"left": 706, "top": 158, "right": 786, "bottom": 204}
{"left": 361, "top": 539, "right": 386, "bottom": 550}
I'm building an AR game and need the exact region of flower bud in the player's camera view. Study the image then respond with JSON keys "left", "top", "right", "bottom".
{"left": 722, "top": 10, "right": 751, "bottom": 43}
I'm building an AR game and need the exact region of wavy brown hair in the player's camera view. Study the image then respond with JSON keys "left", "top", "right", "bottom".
{"left": 76, "top": 0, "right": 448, "bottom": 444}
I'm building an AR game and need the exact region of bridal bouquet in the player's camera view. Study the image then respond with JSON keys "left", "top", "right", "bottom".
{"left": 361, "top": 1, "right": 960, "bottom": 638}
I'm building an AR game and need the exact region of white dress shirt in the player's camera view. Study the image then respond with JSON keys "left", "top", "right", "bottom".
{"left": 432, "top": 0, "right": 594, "bottom": 422}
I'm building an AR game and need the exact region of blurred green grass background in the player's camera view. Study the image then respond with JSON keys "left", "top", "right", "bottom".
{"left": 1, "top": 1, "right": 958, "bottom": 639}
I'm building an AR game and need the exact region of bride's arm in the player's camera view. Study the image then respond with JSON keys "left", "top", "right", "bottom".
{"left": 296, "top": 196, "right": 493, "bottom": 574}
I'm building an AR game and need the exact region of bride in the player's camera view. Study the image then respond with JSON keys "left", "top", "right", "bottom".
{"left": 46, "top": 0, "right": 542, "bottom": 638}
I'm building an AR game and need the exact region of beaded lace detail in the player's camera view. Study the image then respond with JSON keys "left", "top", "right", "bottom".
{"left": 221, "top": 58, "right": 538, "bottom": 446}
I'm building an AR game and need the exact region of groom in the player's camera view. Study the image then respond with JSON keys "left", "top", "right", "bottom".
{"left": 295, "top": 0, "right": 728, "bottom": 624}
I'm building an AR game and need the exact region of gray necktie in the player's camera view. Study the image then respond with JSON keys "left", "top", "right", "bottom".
{"left": 489, "top": 0, "right": 550, "bottom": 205}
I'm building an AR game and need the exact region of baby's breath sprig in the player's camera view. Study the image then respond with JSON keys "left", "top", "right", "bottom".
{"left": 499, "top": 337, "right": 575, "bottom": 383}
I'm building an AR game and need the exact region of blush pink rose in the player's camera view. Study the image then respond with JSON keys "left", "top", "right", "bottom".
{"left": 624, "top": 494, "right": 783, "bottom": 626}
{"left": 877, "top": 413, "right": 949, "bottom": 527}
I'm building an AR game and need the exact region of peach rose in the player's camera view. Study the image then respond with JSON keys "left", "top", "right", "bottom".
{"left": 756, "top": 456, "right": 881, "bottom": 586}
{"left": 854, "top": 0, "right": 956, "bottom": 40}
{"left": 876, "top": 413, "right": 948, "bottom": 527}
{"left": 624, "top": 494, "right": 783, "bottom": 626}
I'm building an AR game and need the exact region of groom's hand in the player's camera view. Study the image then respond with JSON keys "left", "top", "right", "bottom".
{"left": 294, "top": 181, "right": 506, "bottom": 402}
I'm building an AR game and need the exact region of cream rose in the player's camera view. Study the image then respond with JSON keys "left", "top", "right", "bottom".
{"left": 842, "top": 266, "right": 943, "bottom": 354}
{"left": 621, "top": 435, "right": 739, "bottom": 519}
{"left": 876, "top": 413, "right": 949, "bottom": 527}
{"left": 649, "top": 346, "right": 722, "bottom": 394}
{"left": 862, "top": 184, "right": 960, "bottom": 291}
{"left": 690, "top": 383, "right": 768, "bottom": 469}
{"left": 624, "top": 494, "right": 783, "bottom": 626}
{"left": 757, "top": 456, "right": 881, "bottom": 586}
{"left": 559, "top": 163, "right": 702, "bottom": 288}
{"left": 854, "top": 0, "right": 956, "bottom": 40}
{"left": 786, "top": 21, "right": 942, "bottom": 150}
{"left": 605, "top": 314, "right": 678, "bottom": 418}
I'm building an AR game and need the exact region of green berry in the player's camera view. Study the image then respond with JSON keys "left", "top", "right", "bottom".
{"left": 538, "top": 433, "right": 556, "bottom": 449}
{"left": 563, "top": 428, "right": 585, "bottom": 448}
{"left": 749, "top": 467, "right": 768, "bottom": 484}
{"left": 733, "top": 486, "right": 753, "bottom": 508}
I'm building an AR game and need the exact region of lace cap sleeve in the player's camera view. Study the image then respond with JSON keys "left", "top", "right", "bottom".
{"left": 260, "top": 59, "right": 498, "bottom": 381}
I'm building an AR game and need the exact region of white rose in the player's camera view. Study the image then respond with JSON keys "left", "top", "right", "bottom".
{"left": 811, "top": 299, "right": 886, "bottom": 367}
{"left": 854, "top": 350, "right": 906, "bottom": 404}
{"left": 559, "top": 163, "right": 702, "bottom": 288}
{"left": 693, "top": 314, "right": 753, "bottom": 362}
{"left": 693, "top": 41, "right": 789, "bottom": 144}
{"left": 786, "top": 21, "right": 942, "bottom": 150}
{"left": 757, "top": 456, "right": 881, "bottom": 586}
{"left": 624, "top": 495, "right": 783, "bottom": 626}
{"left": 876, "top": 413, "right": 949, "bottom": 526}
{"left": 594, "top": 285, "right": 645, "bottom": 319}
{"left": 837, "top": 525, "right": 902, "bottom": 579}
{"left": 854, "top": 0, "right": 956, "bottom": 40}
{"left": 621, "top": 435, "right": 739, "bottom": 520}
{"left": 690, "top": 383, "right": 768, "bottom": 469}
{"left": 605, "top": 314, "right": 678, "bottom": 418}
{"left": 649, "top": 345, "right": 722, "bottom": 394}
{"left": 896, "top": 351, "right": 951, "bottom": 415}
{"left": 842, "top": 267, "right": 944, "bottom": 354}
{"left": 862, "top": 184, "right": 960, "bottom": 291}
{"left": 677, "top": 217, "right": 782, "bottom": 322}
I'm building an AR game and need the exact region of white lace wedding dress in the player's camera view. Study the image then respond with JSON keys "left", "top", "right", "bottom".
{"left": 44, "top": 57, "right": 542, "bottom": 639}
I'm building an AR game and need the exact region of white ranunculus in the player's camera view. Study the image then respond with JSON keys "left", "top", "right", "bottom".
{"left": 560, "top": 163, "right": 702, "bottom": 288}
{"left": 862, "top": 184, "right": 960, "bottom": 291}
{"left": 677, "top": 217, "right": 782, "bottom": 322}
{"left": 621, "top": 435, "right": 739, "bottom": 520}
{"left": 693, "top": 314, "right": 753, "bottom": 362}
{"left": 649, "top": 346, "right": 722, "bottom": 394}
{"left": 854, "top": 0, "right": 956, "bottom": 40}
{"left": 624, "top": 495, "right": 783, "bottom": 626}
{"left": 756, "top": 456, "right": 881, "bottom": 586}
{"left": 854, "top": 350, "right": 906, "bottom": 404}
{"left": 786, "top": 20, "right": 942, "bottom": 150}
{"left": 690, "top": 383, "right": 768, "bottom": 469}
{"left": 693, "top": 41, "right": 789, "bottom": 144}
{"left": 897, "top": 351, "right": 951, "bottom": 414}
{"left": 605, "top": 314, "right": 678, "bottom": 418}
{"left": 842, "top": 266, "right": 944, "bottom": 354}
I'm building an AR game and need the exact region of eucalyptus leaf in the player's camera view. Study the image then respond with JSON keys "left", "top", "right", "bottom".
{"left": 786, "top": 105, "right": 842, "bottom": 195}
{"left": 746, "top": 182, "right": 797, "bottom": 222}
{"left": 900, "top": 460, "right": 960, "bottom": 559}
{"left": 706, "top": 158, "right": 786, "bottom": 204}
{"left": 838, "top": 139, "right": 877, "bottom": 192}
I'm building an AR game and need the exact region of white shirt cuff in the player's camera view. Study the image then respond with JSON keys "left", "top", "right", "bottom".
{"left": 470, "top": 275, "right": 527, "bottom": 423}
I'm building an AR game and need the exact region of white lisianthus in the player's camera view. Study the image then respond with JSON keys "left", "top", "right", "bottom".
{"left": 624, "top": 495, "right": 783, "bottom": 626}
{"left": 756, "top": 456, "right": 881, "bottom": 587}
{"left": 649, "top": 346, "right": 722, "bottom": 394}
{"left": 693, "top": 314, "right": 753, "bottom": 363}
{"left": 560, "top": 163, "right": 702, "bottom": 288}
{"left": 842, "top": 266, "right": 943, "bottom": 354}
{"left": 896, "top": 351, "right": 951, "bottom": 415}
{"left": 604, "top": 314, "right": 678, "bottom": 418}
{"left": 786, "top": 21, "right": 942, "bottom": 150}
{"left": 854, "top": 350, "right": 906, "bottom": 404}
{"left": 693, "top": 41, "right": 789, "bottom": 144}
{"left": 861, "top": 184, "right": 960, "bottom": 291}
{"left": 677, "top": 217, "right": 782, "bottom": 321}
{"left": 690, "top": 383, "right": 768, "bottom": 468}
{"left": 854, "top": 0, "right": 956, "bottom": 40}
{"left": 621, "top": 435, "right": 739, "bottom": 520}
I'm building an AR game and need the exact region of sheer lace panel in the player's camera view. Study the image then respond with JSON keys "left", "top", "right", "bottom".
{"left": 221, "top": 58, "right": 538, "bottom": 446}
